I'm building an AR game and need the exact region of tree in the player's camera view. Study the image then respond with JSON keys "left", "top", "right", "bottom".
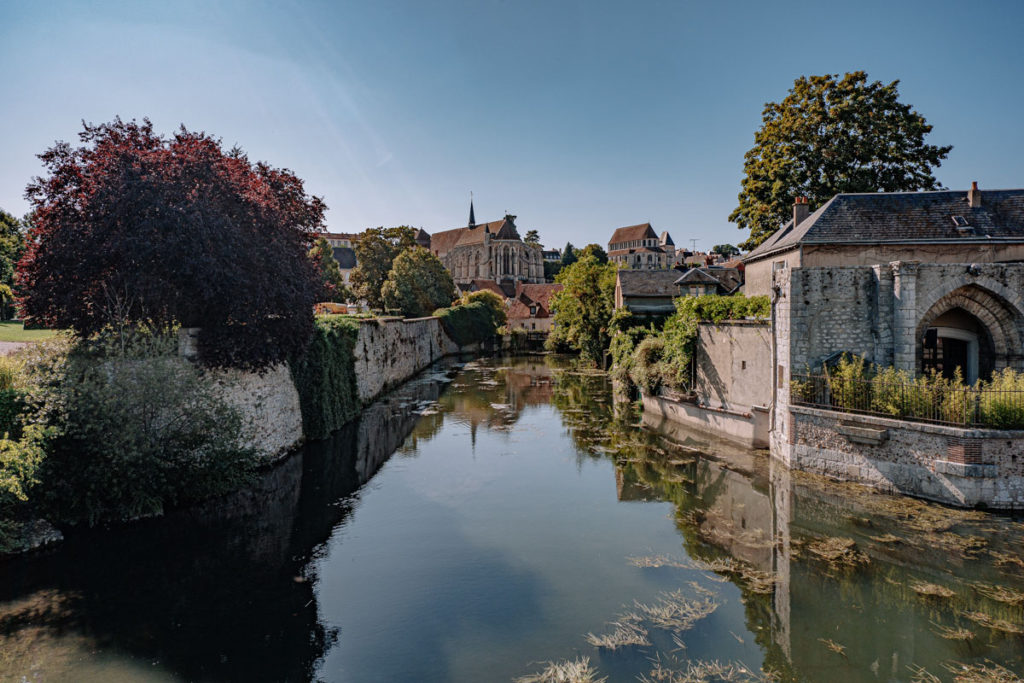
{"left": 0, "top": 210, "right": 26, "bottom": 319}
{"left": 524, "top": 229, "right": 540, "bottom": 245}
{"left": 712, "top": 244, "right": 740, "bottom": 258}
{"left": 730, "top": 71, "right": 952, "bottom": 250}
{"left": 381, "top": 247, "right": 455, "bottom": 318}
{"left": 547, "top": 254, "right": 617, "bottom": 364}
{"left": 460, "top": 289, "right": 507, "bottom": 327}
{"left": 20, "top": 118, "right": 325, "bottom": 369}
{"left": 351, "top": 226, "right": 417, "bottom": 309}
{"left": 579, "top": 243, "right": 608, "bottom": 264}
{"left": 560, "top": 242, "right": 578, "bottom": 267}
{"left": 309, "top": 235, "right": 351, "bottom": 302}
{"left": 543, "top": 260, "right": 562, "bottom": 281}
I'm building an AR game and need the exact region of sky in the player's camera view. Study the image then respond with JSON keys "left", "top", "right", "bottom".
{"left": 2, "top": 0, "right": 1024, "bottom": 252}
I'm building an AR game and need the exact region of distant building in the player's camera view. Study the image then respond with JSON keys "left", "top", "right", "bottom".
{"left": 674, "top": 266, "right": 743, "bottom": 297}
{"left": 607, "top": 223, "right": 673, "bottom": 269}
{"left": 324, "top": 232, "right": 359, "bottom": 249}
{"left": 613, "top": 269, "right": 682, "bottom": 315}
{"left": 507, "top": 283, "right": 563, "bottom": 333}
{"left": 331, "top": 247, "right": 357, "bottom": 286}
{"left": 542, "top": 249, "right": 562, "bottom": 262}
{"left": 417, "top": 201, "right": 544, "bottom": 285}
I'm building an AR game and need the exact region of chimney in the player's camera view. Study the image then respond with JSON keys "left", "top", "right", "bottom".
{"left": 968, "top": 181, "right": 981, "bottom": 208}
{"left": 793, "top": 196, "right": 810, "bottom": 226}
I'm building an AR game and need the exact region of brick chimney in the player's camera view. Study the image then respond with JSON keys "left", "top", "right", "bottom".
{"left": 968, "top": 181, "right": 981, "bottom": 208}
{"left": 793, "top": 196, "right": 810, "bottom": 226}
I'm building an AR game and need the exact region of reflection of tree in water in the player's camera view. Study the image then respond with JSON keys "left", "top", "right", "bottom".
{"left": 0, "top": 369, "right": 458, "bottom": 683}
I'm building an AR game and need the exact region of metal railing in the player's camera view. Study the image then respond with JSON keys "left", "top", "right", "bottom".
{"left": 790, "top": 373, "right": 1024, "bottom": 429}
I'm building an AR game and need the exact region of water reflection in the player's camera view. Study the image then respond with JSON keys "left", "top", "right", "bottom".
{"left": 0, "top": 357, "right": 1021, "bottom": 682}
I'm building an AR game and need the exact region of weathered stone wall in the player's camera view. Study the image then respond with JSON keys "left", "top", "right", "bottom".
{"left": 214, "top": 364, "right": 304, "bottom": 461}
{"left": 352, "top": 316, "right": 461, "bottom": 402}
{"left": 695, "top": 322, "right": 772, "bottom": 410}
{"left": 776, "top": 405, "right": 1024, "bottom": 509}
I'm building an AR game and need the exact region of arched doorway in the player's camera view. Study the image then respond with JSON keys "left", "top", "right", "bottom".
{"left": 921, "top": 307, "right": 993, "bottom": 383}
{"left": 916, "top": 284, "right": 1024, "bottom": 383}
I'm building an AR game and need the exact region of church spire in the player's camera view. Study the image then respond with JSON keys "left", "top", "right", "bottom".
{"left": 468, "top": 192, "right": 476, "bottom": 228}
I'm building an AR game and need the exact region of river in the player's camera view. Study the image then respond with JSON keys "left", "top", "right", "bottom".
{"left": 1, "top": 356, "right": 1022, "bottom": 682}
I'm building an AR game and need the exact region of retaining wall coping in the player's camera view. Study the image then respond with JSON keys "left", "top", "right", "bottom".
{"left": 789, "top": 404, "right": 1024, "bottom": 439}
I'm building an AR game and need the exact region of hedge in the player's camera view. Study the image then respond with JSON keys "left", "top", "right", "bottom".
{"left": 434, "top": 301, "right": 499, "bottom": 347}
{"left": 289, "top": 316, "right": 361, "bottom": 441}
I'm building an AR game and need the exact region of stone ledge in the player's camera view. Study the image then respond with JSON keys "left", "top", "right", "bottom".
{"left": 789, "top": 404, "right": 1024, "bottom": 439}
{"left": 836, "top": 422, "right": 888, "bottom": 446}
{"left": 933, "top": 460, "right": 997, "bottom": 478}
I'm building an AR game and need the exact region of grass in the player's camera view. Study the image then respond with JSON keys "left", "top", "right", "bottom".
{"left": 0, "top": 322, "right": 60, "bottom": 343}
{"left": 515, "top": 658, "right": 606, "bottom": 683}
{"left": 584, "top": 618, "right": 650, "bottom": 650}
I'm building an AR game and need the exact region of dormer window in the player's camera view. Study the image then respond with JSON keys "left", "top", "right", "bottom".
{"left": 951, "top": 216, "right": 969, "bottom": 228}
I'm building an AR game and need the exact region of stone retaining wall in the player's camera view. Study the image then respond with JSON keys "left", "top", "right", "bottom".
{"left": 775, "top": 405, "right": 1024, "bottom": 509}
{"left": 352, "top": 317, "right": 462, "bottom": 402}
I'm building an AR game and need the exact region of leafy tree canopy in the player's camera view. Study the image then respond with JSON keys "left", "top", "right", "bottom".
{"left": 523, "top": 229, "right": 540, "bottom": 245}
{"left": 381, "top": 247, "right": 455, "bottom": 318}
{"left": 0, "top": 210, "right": 26, "bottom": 319}
{"left": 578, "top": 243, "right": 609, "bottom": 264}
{"left": 547, "top": 254, "right": 617, "bottom": 364}
{"left": 711, "top": 244, "right": 740, "bottom": 258}
{"left": 351, "top": 226, "right": 417, "bottom": 309}
{"left": 309, "top": 235, "right": 351, "bottom": 303}
{"left": 560, "top": 242, "right": 578, "bottom": 267}
{"left": 730, "top": 71, "right": 952, "bottom": 250}
{"left": 460, "top": 289, "right": 507, "bottom": 327}
{"left": 20, "top": 118, "right": 325, "bottom": 369}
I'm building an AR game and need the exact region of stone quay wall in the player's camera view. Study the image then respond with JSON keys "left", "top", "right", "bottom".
{"left": 775, "top": 405, "right": 1024, "bottom": 510}
{"left": 210, "top": 316, "right": 465, "bottom": 461}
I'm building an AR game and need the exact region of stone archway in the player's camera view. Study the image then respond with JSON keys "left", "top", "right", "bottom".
{"left": 915, "top": 285, "right": 1024, "bottom": 379}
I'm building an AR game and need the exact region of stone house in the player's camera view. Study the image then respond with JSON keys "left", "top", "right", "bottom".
{"left": 419, "top": 202, "right": 544, "bottom": 285}
{"left": 608, "top": 223, "right": 675, "bottom": 269}
{"left": 614, "top": 269, "right": 683, "bottom": 316}
{"left": 675, "top": 266, "right": 743, "bottom": 297}
{"left": 507, "top": 283, "right": 563, "bottom": 333}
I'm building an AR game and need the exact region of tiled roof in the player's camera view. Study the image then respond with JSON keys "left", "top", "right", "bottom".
{"left": 508, "top": 283, "right": 563, "bottom": 320}
{"left": 462, "top": 279, "right": 508, "bottom": 298}
{"left": 429, "top": 218, "right": 520, "bottom": 256}
{"left": 616, "top": 269, "right": 682, "bottom": 297}
{"left": 609, "top": 223, "right": 656, "bottom": 246}
{"left": 324, "top": 232, "right": 359, "bottom": 240}
{"left": 331, "top": 247, "right": 357, "bottom": 269}
{"left": 744, "top": 188, "right": 1024, "bottom": 263}
{"left": 660, "top": 231, "right": 675, "bottom": 246}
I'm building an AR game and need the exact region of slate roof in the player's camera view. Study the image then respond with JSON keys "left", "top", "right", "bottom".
{"left": 616, "top": 269, "right": 683, "bottom": 297}
{"left": 331, "top": 247, "right": 357, "bottom": 269}
{"left": 660, "top": 231, "right": 675, "bottom": 246}
{"left": 675, "top": 268, "right": 722, "bottom": 286}
{"left": 744, "top": 188, "right": 1024, "bottom": 263}
{"left": 609, "top": 223, "right": 657, "bottom": 246}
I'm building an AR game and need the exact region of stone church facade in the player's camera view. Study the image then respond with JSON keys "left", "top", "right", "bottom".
{"left": 421, "top": 203, "right": 544, "bottom": 285}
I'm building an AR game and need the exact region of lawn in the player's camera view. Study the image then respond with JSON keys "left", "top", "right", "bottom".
{"left": 0, "top": 321, "right": 62, "bottom": 342}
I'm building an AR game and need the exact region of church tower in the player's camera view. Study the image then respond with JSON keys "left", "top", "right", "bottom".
{"left": 468, "top": 196, "right": 476, "bottom": 228}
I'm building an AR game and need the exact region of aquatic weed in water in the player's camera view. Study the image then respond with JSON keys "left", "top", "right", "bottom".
{"left": 514, "top": 657, "right": 607, "bottom": 683}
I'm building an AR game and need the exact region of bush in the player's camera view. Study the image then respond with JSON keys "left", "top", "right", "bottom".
{"left": 980, "top": 368, "right": 1024, "bottom": 428}
{"left": 289, "top": 316, "right": 361, "bottom": 441}
{"left": 461, "top": 290, "right": 508, "bottom": 327}
{"left": 27, "top": 332, "right": 257, "bottom": 526}
{"left": 631, "top": 337, "right": 667, "bottom": 395}
{"left": 434, "top": 301, "right": 500, "bottom": 347}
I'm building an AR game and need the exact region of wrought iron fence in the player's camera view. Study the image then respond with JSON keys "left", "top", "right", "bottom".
{"left": 790, "top": 373, "right": 1024, "bottom": 429}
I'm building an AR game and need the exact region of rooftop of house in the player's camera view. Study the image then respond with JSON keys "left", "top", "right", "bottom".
{"left": 508, "top": 283, "right": 563, "bottom": 319}
{"left": 324, "top": 232, "right": 360, "bottom": 241}
{"left": 608, "top": 246, "right": 666, "bottom": 256}
{"left": 616, "top": 269, "right": 684, "bottom": 297}
{"left": 745, "top": 186, "right": 1024, "bottom": 263}
{"left": 675, "top": 267, "right": 723, "bottom": 286}
{"left": 609, "top": 223, "right": 657, "bottom": 245}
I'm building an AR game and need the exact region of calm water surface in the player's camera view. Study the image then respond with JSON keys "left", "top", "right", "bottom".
{"left": 1, "top": 356, "right": 1023, "bottom": 682}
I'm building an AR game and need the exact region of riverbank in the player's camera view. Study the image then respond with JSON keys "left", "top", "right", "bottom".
{"left": 2, "top": 356, "right": 1022, "bottom": 682}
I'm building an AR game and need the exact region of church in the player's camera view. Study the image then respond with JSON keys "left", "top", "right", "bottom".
{"left": 419, "top": 201, "right": 544, "bottom": 285}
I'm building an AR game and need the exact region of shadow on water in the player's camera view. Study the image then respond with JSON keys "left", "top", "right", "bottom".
{"left": 1, "top": 356, "right": 1023, "bottom": 682}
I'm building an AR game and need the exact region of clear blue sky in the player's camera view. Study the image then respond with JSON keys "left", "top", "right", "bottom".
{"left": 2, "top": 0, "right": 1023, "bottom": 251}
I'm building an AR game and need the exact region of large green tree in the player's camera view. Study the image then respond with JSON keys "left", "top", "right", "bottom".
{"left": 523, "top": 229, "right": 540, "bottom": 245}
{"left": 578, "top": 243, "right": 608, "bottom": 264}
{"left": 730, "top": 71, "right": 952, "bottom": 250}
{"left": 547, "top": 254, "right": 617, "bottom": 364}
{"left": 309, "top": 235, "right": 351, "bottom": 302}
{"left": 351, "top": 226, "right": 417, "bottom": 309}
{"left": 0, "top": 210, "right": 26, "bottom": 319}
{"left": 381, "top": 247, "right": 455, "bottom": 318}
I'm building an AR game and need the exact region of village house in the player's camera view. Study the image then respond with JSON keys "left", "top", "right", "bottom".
{"left": 417, "top": 202, "right": 544, "bottom": 285}
{"left": 506, "top": 283, "right": 562, "bottom": 333}
{"left": 607, "top": 223, "right": 675, "bottom": 270}
{"left": 613, "top": 269, "right": 683, "bottom": 316}
{"left": 674, "top": 265, "right": 743, "bottom": 297}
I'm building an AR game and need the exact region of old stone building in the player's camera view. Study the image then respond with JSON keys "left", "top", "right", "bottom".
{"left": 607, "top": 223, "right": 675, "bottom": 269}
{"left": 420, "top": 202, "right": 544, "bottom": 285}
{"left": 746, "top": 185, "right": 1024, "bottom": 383}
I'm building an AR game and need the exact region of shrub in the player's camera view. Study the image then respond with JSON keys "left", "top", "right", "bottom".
{"left": 289, "top": 315, "right": 361, "bottom": 441}
{"left": 461, "top": 290, "right": 508, "bottom": 327}
{"left": 631, "top": 337, "right": 667, "bottom": 395}
{"left": 434, "top": 301, "right": 500, "bottom": 347}
{"left": 980, "top": 368, "right": 1024, "bottom": 428}
{"left": 28, "top": 332, "right": 257, "bottom": 526}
